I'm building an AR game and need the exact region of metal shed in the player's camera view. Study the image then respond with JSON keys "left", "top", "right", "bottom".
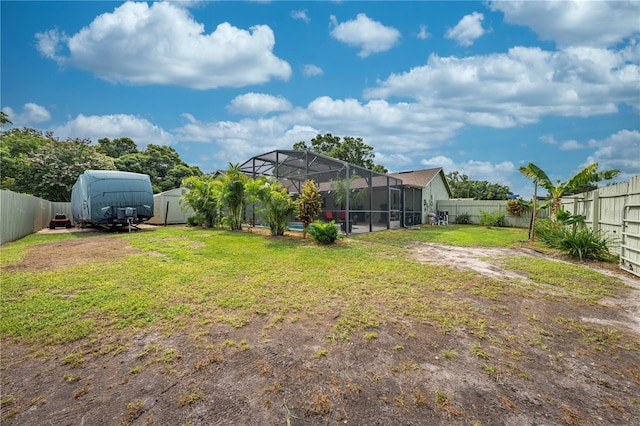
{"left": 148, "top": 187, "right": 195, "bottom": 225}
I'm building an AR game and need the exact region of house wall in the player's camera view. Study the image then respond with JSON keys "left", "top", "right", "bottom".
{"left": 423, "top": 174, "right": 450, "bottom": 223}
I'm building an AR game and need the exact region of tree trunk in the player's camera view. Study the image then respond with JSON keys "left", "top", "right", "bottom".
{"left": 529, "top": 182, "right": 537, "bottom": 242}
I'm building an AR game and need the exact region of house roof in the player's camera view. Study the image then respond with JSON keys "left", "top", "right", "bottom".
{"left": 388, "top": 168, "right": 441, "bottom": 187}
{"left": 388, "top": 168, "right": 453, "bottom": 197}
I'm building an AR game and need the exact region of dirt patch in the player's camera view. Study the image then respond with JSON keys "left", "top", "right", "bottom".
{"left": 408, "top": 242, "right": 640, "bottom": 337}
{"left": 2, "top": 237, "right": 639, "bottom": 425}
{"left": 3, "top": 237, "right": 140, "bottom": 272}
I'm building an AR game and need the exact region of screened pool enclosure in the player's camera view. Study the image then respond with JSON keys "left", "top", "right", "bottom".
{"left": 240, "top": 150, "right": 425, "bottom": 235}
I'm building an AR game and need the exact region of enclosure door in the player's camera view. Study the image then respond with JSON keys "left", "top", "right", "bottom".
{"left": 390, "top": 188, "right": 401, "bottom": 229}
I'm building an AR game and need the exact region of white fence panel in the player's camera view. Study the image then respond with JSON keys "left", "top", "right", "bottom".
{"left": 436, "top": 199, "right": 546, "bottom": 229}
{"left": 0, "top": 190, "right": 72, "bottom": 245}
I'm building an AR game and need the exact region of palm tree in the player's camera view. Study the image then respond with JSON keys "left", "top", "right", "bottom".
{"left": 181, "top": 175, "right": 222, "bottom": 228}
{"left": 220, "top": 163, "right": 248, "bottom": 231}
{"left": 519, "top": 162, "right": 619, "bottom": 223}
{"left": 246, "top": 176, "right": 295, "bottom": 236}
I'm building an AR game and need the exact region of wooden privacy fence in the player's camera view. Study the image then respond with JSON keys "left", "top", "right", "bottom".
{"left": 560, "top": 176, "right": 640, "bottom": 277}
{"left": 0, "top": 190, "right": 72, "bottom": 245}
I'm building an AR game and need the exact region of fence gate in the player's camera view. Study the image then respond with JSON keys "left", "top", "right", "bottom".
{"left": 620, "top": 204, "right": 640, "bottom": 278}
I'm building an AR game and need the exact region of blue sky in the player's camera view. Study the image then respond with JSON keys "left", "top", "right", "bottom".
{"left": 2, "top": 0, "right": 639, "bottom": 198}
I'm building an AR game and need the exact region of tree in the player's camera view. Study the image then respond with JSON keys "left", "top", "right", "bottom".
{"left": 295, "top": 180, "right": 322, "bottom": 238}
{"left": 0, "top": 111, "right": 12, "bottom": 128}
{"left": 0, "top": 127, "right": 49, "bottom": 191}
{"left": 294, "top": 133, "right": 387, "bottom": 173}
{"left": 181, "top": 175, "right": 222, "bottom": 228}
{"left": 96, "top": 137, "right": 139, "bottom": 158}
{"left": 23, "top": 139, "right": 115, "bottom": 201}
{"left": 113, "top": 144, "right": 202, "bottom": 193}
{"left": 220, "top": 163, "right": 248, "bottom": 231}
{"left": 519, "top": 162, "right": 620, "bottom": 223}
{"left": 446, "top": 171, "right": 513, "bottom": 200}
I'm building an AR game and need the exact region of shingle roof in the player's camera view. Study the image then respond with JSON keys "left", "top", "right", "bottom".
{"left": 388, "top": 168, "right": 443, "bottom": 187}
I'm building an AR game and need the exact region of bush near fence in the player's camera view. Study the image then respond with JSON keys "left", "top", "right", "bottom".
{"left": 559, "top": 176, "right": 640, "bottom": 258}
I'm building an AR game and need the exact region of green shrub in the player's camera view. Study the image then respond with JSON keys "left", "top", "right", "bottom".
{"left": 556, "top": 227, "right": 611, "bottom": 261}
{"left": 478, "top": 210, "right": 505, "bottom": 227}
{"left": 308, "top": 220, "right": 339, "bottom": 244}
{"left": 455, "top": 213, "right": 471, "bottom": 224}
{"left": 186, "top": 216, "right": 200, "bottom": 227}
{"left": 535, "top": 219, "right": 611, "bottom": 261}
{"left": 506, "top": 199, "right": 525, "bottom": 216}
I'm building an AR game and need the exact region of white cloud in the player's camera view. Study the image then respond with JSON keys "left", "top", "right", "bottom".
{"left": 329, "top": 13, "right": 401, "bottom": 57}
{"left": 559, "top": 140, "right": 583, "bottom": 150}
{"left": 36, "top": 1, "right": 291, "bottom": 89}
{"left": 417, "top": 24, "right": 431, "bottom": 40}
{"left": 35, "top": 29, "right": 68, "bottom": 64}
{"left": 539, "top": 134, "right": 556, "bottom": 145}
{"left": 490, "top": 0, "right": 640, "bottom": 48}
{"left": 2, "top": 103, "right": 51, "bottom": 127}
{"left": 290, "top": 9, "right": 310, "bottom": 23}
{"left": 445, "top": 12, "right": 485, "bottom": 47}
{"left": 53, "top": 114, "right": 174, "bottom": 147}
{"left": 302, "top": 64, "right": 324, "bottom": 77}
{"left": 227, "top": 93, "right": 292, "bottom": 115}
{"left": 172, "top": 95, "right": 464, "bottom": 171}
{"left": 583, "top": 130, "right": 640, "bottom": 181}
{"left": 421, "top": 155, "right": 515, "bottom": 186}
{"left": 364, "top": 46, "right": 638, "bottom": 127}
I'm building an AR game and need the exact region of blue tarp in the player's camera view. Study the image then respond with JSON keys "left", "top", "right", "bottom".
{"left": 71, "top": 170, "right": 154, "bottom": 226}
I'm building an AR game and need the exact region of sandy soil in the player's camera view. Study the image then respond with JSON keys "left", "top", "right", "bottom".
{"left": 1, "top": 232, "right": 639, "bottom": 425}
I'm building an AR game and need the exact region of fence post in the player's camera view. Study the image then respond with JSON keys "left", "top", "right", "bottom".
{"left": 592, "top": 190, "right": 600, "bottom": 232}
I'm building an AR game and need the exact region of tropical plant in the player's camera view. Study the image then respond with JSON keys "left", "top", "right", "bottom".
{"left": 308, "top": 220, "right": 339, "bottom": 244}
{"left": 246, "top": 177, "right": 295, "bottom": 236}
{"left": 181, "top": 175, "right": 222, "bottom": 228}
{"left": 519, "top": 163, "right": 619, "bottom": 223}
{"left": 219, "top": 163, "right": 248, "bottom": 231}
{"left": 535, "top": 219, "right": 611, "bottom": 261}
{"left": 295, "top": 180, "right": 322, "bottom": 238}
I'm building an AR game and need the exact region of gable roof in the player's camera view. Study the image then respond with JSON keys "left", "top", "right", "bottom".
{"left": 388, "top": 168, "right": 453, "bottom": 197}
{"left": 389, "top": 168, "right": 441, "bottom": 187}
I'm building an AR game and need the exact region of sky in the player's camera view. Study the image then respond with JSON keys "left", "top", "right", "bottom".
{"left": 2, "top": 0, "right": 639, "bottom": 198}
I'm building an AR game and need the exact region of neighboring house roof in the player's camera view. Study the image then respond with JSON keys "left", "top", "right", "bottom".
{"left": 388, "top": 168, "right": 453, "bottom": 197}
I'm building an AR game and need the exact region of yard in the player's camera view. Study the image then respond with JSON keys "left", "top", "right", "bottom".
{"left": 1, "top": 225, "right": 638, "bottom": 425}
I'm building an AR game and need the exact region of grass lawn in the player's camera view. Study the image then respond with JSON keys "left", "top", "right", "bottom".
{"left": 0, "top": 224, "right": 626, "bottom": 344}
{"left": 1, "top": 224, "right": 637, "bottom": 425}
